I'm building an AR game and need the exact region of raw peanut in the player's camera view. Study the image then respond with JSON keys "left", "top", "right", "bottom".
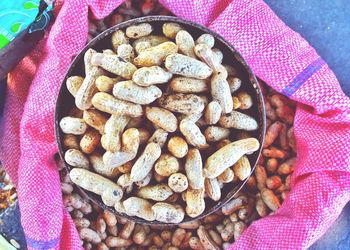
{"left": 83, "top": 242, "right": 92, "bottom": 250}
{"left": 168, "top": 136, "right": 188, "bottom": 158}
{"left": 204, "top": 178, "right": 221, "bottom": 201}
{"left": 261, "top": 188, "right": 281, "bottom": 211}
{"left": 79, "top": 228, "right": 101, "bottom": 244}
{"left": 180, "top": 114, "right": 208, "bottom": 149}
{"left": 233, "top": 221, "right": 247, "bottom": 241}
{"left": 66, "top": 76, "right": 84, "bottom": 97}
{"left": 217, "top": 168, "right": 234, "bottom": 183}
{"left": 120, "top": 221, "right": 135, "bottom": 239}
{"left": 185, "top": 148, "right": 204, "bottom": 189}
{"left": 135, "top": 41, "right": 151, "bottom": 54}
{"left": 236, "top": 91, "right": 253, "bottom": 110}
{"left": 91, "top": 53, "right": 137, "bottom": 79}
{"left": 111, "top": 30, "right": 129, "bottom": 51}
{"left": 133, "top": 225, "right": 147, "bottom": 244}
{"left": 210, "top": 66, "right": 233, "bottom": 113}
{"left": 126, "top": 23, "right": 153, "bottom": 38}
{"left": 103, "top": 210, "right": 117, "bottom": 227}
{"left": 105, "top": 236, "right": 133, "bottom": 248}
{"left": 263, "top": 121, "right": 283, "bottom": 148}
{"left": 263, "top": 147, "right": 288, "bottom": 159}
{"left": 63, "top": 134, "right": 79, "bottom": 150}
{"left": 154, "top": 171, "right": 167, "bottom": 183}
{"left": 159, "top": 93, "right": 206, "bottom": 115}
{"left": 287, "top": 127, "right": 296, "bottom": 152}
{"left": 75, "top": 49, "right": 103, "bottom": 110}
{"left": 90, "top": 152, "right": 119, "bottom": 178}
{"left": 208, "top": 230, "right": 222, "bottom": 246}
{"left": 83, "top": 109, "right": 108, "bottom": 134}
{"left": 135, "top": 171, "right": 153, "bottom": 187}
{"left": 61, "top": 182, "right": 73, "bottom": 194}
{"left": 179, "top": 220, "right": 201, "bottom": 230}
{"left": 246, "top": 175, "right": 257, "bottom": 190}
{"left": 163, "top": 22, "right": 183, "bottom": 39}
{"left": 64, "top": 149, "right": 89, "bottom": 169}
{"left": 185, "top": 188, "right": 205, "bottom": 218}
{"left": 281, "top": 191, "right": 289, "bottom": 200}
{"left": 180, "top": 231, "right": 193, "bottom": 249}
{"left": 212, "top": 48, "right": 223, "bottom": 64}
{"left": 148, "top": 128, "right": 168, "bottom": 148}
{"left": 96, "top": 216, "right": 106, "bottom": 235}
{"left": 277, "top": 157, "right": 296, "bottom": 175}
{"left": 223, "top": 64, "right": 238, "bottom": 77}
{"left": 92, "top": 92, "right": 143, "bottom": 117}
{"left": 233, "top": 155, "right": 252, "bottom": 181}
{"left": 266, "top": 176, "right": 282, "bottom": 189}
{"left": 102, "top": 115, "right": 130, "bottom": 152}
{"left": 161, "top": 230, "right": 173, "bottom": 242}
{"left": 270, "top": 94, "right": 295, "bottom": 124}
{"left": 279, "top": 123, "right": 289, "bottom": 150}
{"left": 221, "top": 222, "right": 234, "bottom": 242}
{"left": 70, "top": 168, "right": 123, "bottom": 206}
{"left": 155, "top": 154, "right": 180, "bottom": 177}
{"left": 170, "top": 77, "right": 209, "bottom": 93}
{"left": 204, "top": 138, "right": 260, "bottom": 178}
{"left": 152, "top": 202, "right": 185, "bottom": 223}
{"left": 197, "top": 226, "right": 220, "bottom": 250}
{"left": 227, "top": 77, "right": 241, "bottom": 93}
{"left": 275, "top": 184, "right": 287, "bottom": 194}
{"left": 202, "top": 213, "right": 222, "bottom": 224}
{"left": 132, "top": 66, "right": 173, "bottom": 86}
{"left": 168, "top": 173, "right": 189, "bottom": 193}
{"left": 60, "top": 117, "right": 87, "bottom": 135}
{"left": 204, "top": 101, "right": 222, "bottom": 125}
{"left": 113, "top": 80, "right": 162, "bottom": 105}
{"left": 204, "top": 126, "right": 230, "bottom": 142}
{"left": 153, "top": 234, "right": 164, "bottom": 247}
{"left": 79, "top": 201, "right": 92, "bottom": 214}
{"left": 63, "top": 193, "right": 84, "bottom": 209}
{"left": 136, "top": 184, "right": 173, "bottom": 201}
{"left": 221, "top": 195, "right": 248, "bottom": 215}
{"left": 96, "top": 242, "right": 108, "bottom": 250}
{"left": 172, "top": 228, "right": 186, "bottom": 247}
{"left": 80, "top": 129, "right": 100, "bottom": 154}
{"left": 117, "top": 44, "right": 135, "bottom": 62}
{"left": 189, "top": 236, "right": 205, "bottom": 250}
{"left": 95, "top": 75, "right": 120, "bottom": 93}
{"left": 134, "top": 41, "right": 178, "bottom": 67}
{"left": 165, "top": 53, "right": 212, "bottom": 79}
{"left": 194, "top": 43, "right": 218, "bottom": 70}
{"left": 255, "top": 165, "right": 267, "bottom": 191}
{"left": 130, "top": 142, "right": 161, "bottom": 182}
{"left": 117, "top": 161, "right": 133, "bottom": 174}
{"left": 146, "top": 107, "right": 178, "bottom": 132}
{"left": 232, "top": 96, "right": 241, "bottom": 109}
{"left": 196, "top": 34, "right": 215, "bottom": 48}
{"left": 117, "top": 173, "right": 132, "bottom": 189}
{"left": 238, "top": 199, "right": 254, "bottom": 220}
{"left": 255, "top": 196, "right": 269, "bottom": 217}
{"left": 123, "top": 197, "right": 155, "bottom": 221}
{"left": 176, "top": 30, "right": 196, "bottom": 58}
{"left": 133, "top": 35, "right": 169, "bottom": 50}
{"left": 141, "top": 232, "right": 156, "bottom": 247}
{"left": 266, "top": 158, "right": 279, "bottom": 174}
{"left": 219, "top": 111, "right": 258, "bottom": 131}
{"left": 285, "top": 174, "right": 291, "bottom": 190}
{"left": 265, "top": 99, "right": 277, "bottom": 120}
{"left": 73, "top": 218, "right": 90, "bottom": 228}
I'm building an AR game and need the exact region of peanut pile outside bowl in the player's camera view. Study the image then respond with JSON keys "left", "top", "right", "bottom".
{"left": 59, "top": 22, "right": 261, "bottom": 224}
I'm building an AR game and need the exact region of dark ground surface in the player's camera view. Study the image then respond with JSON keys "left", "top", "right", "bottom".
{"left": 0, "top": 1, "right": 349, "bottom": 249}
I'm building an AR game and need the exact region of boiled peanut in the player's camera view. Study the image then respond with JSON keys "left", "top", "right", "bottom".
{"left": 180, "top": 114, "right": 208, "bottom": 149}
{"left": 152, "top": 202, "right": 185, "bottom": 223}
{"left": 185, "top": 148, "right": 204, "bottom": 189}
{"left": 186, "top": 188, "right": 205, "bottom": 218}
{"left": 60, "top": 117, "right": 87, "bottom": 135}
{"left": 135, "top": 170, "right": 153, "bottom": 187}
{"left": 148, "top": 128, "right": 168, "bottom": 148}
{"left": 79, "top": 228, "right": 101, "bottom": 244}
{"left": 219, "top": 110, "right": 258, "bottom": 131}
{"left": 170, "top": 77, "right": 208, "bottom": 94}
{"left": 155, "top": 154, "right": 180, "bottom": 177}
{"left": 90, "top": 152, "right": 119, "bottom": 178}
{"left": 168, "top": 173, "right": 189, "bottom": 193}
{"left": 136, "top": 184, "right": 173, "bottom": 201}
{"left": 167, "top": 136, "right": 188, "bottom": 158}
{"left": 111, "top": 30, "right": 129, "bottom": 51}
{"left": 196, "top": 33, "right": 215, "bottom": 48}
{"left": 158, "top": 93, "right": 206, "bottom": 115}
{"left": 117, "top": 44, "right": 135, "bottom": 62}
{"left": 204, "top": 126, "right": 230, "bottom": 142}
{"left": 204, "top": 101, "right": 222, "bottom": 125}
{"left": 126, "top": 23, "right": 153, "bottom": 39}
{"left": 204, "top": 178, "right": 221, "bottom": 201}
{"left": 163, "top": 22, "right": 183, "bottom": 39}
{"left": 146, "top": 107, "right": 178, "bottom": 132}
{"left": 80, "top": 129, "right": 100, "bottom": 154}
{"left": 102, "top": 115, "right": 130, "bottom": 152}
{"left": 211, "top": 65, "right": 233, "bottom": 113}
{"left": 64, "top": 149, "right": 89, "bottom": 169}
{"left": 132, "top": 66, "right": 173, "bottom": 86}
{"left": 197, "top": 226, "right": 220, "bottom": 250}
{"left": 217, "top": 168, "right": 234, "bottom": 183}
{"left": 66, "top": 76, "right": 84, "bottom": 97}
{"left": 176, "top": 30, "right": 196, "bottom": 58}
{"left": 221, "top": 195, "right": 248, "bottom": 215}
{"left": 123, "top": 197, "right": 155, "bottom": 221}
{"left": 83, "top": 109, "right": 108, "bottom": 134}
{"left": 133, "top": 35, "right": 169, "bottom": 49}
{"left": 95, "top": 75, "right": 121, "bottom": 93}
{"left": 233, "top": 155, "right": 252, "bottom": 181}
{"left": 165, "top": 53, "right": 212, "bottom": 79}
{"left": 105, "top": 236, "right": 133, "bottom": 248}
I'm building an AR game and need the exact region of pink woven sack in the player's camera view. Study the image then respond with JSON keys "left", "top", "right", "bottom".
{"left": 0, "top": 0, "right": 349, "bottom": 249}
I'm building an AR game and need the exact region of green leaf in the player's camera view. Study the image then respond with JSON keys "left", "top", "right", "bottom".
{"left": 11, "top": 22, "right": 23, "bottom": 33}
{"left": 23, "top": 1, "right": 39, "bottom": 10}
{"left": 0, "top": 34, "right": 11, "bottom": 49}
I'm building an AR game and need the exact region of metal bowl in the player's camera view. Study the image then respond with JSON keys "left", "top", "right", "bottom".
{"left": 55, "top": 16, "right": 266, "bottom": 225}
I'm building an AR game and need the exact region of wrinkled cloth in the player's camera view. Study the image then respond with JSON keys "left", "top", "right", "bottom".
{"left": 0, "top": 0, "right": 349, "bottom": 249}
